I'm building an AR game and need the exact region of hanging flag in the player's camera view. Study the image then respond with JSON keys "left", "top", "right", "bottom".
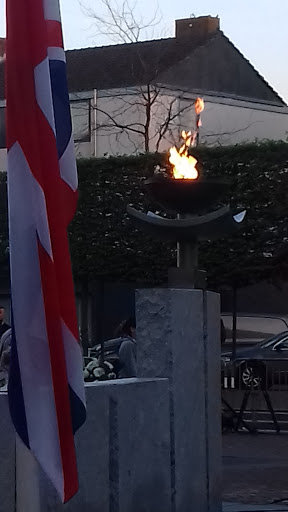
{"left": 5, "top": 0, "right": 86, "bottom": 503}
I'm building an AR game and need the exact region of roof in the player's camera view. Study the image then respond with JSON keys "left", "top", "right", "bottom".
{"left": 0, "top": 30, "right": 285, "bottom": 106}
{"left": 64, "top": 33, "right": 214, "bottom": 92}
{"left": 0, "top": 34, "right": 208, "bottom": 102}
{"left": 156, "top": 32, "right": 286, "bottom": 105}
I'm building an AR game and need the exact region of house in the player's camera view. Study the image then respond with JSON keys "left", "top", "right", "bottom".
{"left": 0, "top": 17, "right": 288, "bottom": 343}
{"left": 0, "top": 15, "right": 287, "bottom": 169}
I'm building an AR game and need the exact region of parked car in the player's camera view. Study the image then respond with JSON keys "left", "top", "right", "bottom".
{"left": 221, "top": 313, "right": 288, "bottom": 349}
{"left": 222, "top": 331, "right": 288, "bottom": 389}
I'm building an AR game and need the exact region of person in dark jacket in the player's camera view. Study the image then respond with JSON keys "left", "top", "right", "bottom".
{"left": 0, "top": 328, "right": 12, "bottom": 387}
{"left": 117, "top": 318, "right": 137, "bottom": 378}
{"left": 0, "top": 306, "right": 10, "bottom": 338}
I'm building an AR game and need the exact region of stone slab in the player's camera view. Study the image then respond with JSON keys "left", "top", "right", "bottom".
{"left": 84, "top": 379, "right": 170, "bottom": 512}
{"left": 115, "top": 378, "right": 171, "bottom": 512}
{"left": 17, "top": 384, "right": 109, "bottom": 512}
{"left": 136, "top": 287, "right": 222, "bottom": 512}
{"left": 206, "top": 291, "right": 222, "bottom": 512}
{"left": 16, "top": 436, "right": 41, "bottom": 512}
{"left": 171, "top": 289, "right": 207, "bottom": 512}
{"left": 14, "top": 378, "right": 171, "bottom": 512}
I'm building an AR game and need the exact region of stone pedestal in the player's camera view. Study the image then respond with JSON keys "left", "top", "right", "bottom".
{"left": 0, "top": 391, "right": 15, "bottom": 512}
{"left": 136, "top": 288, "right": 221, "bottom": 512}
{"left": 8, "top": 378, "right": 171, "bottom": 512}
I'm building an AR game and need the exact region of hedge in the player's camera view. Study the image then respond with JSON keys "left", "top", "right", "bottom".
{"left": 70, "top": 141, "right": 288, "bottom": 288}
{"left": 1, "top": 141, "right": 288, "bottom": 289}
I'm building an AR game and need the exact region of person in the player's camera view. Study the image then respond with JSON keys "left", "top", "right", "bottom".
{"left": 117, "top": 317, "right": 137, "bottom": 378}
{"left": 0, "top": 306, "right": 10, "bottom": 338}
{"left": 0, "top": 327, "right": 11, "bottom": 387}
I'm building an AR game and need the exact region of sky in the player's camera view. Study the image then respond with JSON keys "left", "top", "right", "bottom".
{"left": 0, "top": 0, "right": 287, "bottom": 103}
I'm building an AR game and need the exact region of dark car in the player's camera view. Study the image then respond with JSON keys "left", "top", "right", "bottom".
{"left": 221, "top": 313, "right": 288, "bottom": 349}
{"left": 222, "top": 331, "right": 288, "bottom": 389}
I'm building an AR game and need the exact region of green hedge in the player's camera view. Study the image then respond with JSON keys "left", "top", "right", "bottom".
{"left": 69, "top": 152, "right": 174, "bottom": 285}
{"left": 70, "top": 141, "right": 288, "bottom": 288}
{"left": 1, "top": 141, "right": 288, "bottom": 289}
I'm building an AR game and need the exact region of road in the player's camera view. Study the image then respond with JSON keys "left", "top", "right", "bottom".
{"left": 223, "top": 433, "right": 288, "bottom": 504}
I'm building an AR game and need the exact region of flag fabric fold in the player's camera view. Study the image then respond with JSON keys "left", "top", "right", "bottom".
{"left": 6, "top": 0, "right": 86, "bottom": 502}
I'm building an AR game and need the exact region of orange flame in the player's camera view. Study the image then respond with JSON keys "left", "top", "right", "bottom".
{"left": 169, "top": 131, "right": 198, "bottom": 180}
{"left": 195, "top": 97, "right": 204, "bottom": 115}
{"left": 195, "top": 97, "right": 204, "bottom": 128}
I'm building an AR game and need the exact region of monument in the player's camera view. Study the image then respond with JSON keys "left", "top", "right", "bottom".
{"left": 0, "top": 105, "right": 246, "bottom": 512}
{"left": 127, "top": 128, "right": 246, "bottom": 512}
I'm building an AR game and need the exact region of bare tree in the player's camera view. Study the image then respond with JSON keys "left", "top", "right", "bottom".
{"left": 80, "top": 0, "right": 162, "bottom": 44}
{"left": 79, "top": 0, "right": 198, "bottom": 154}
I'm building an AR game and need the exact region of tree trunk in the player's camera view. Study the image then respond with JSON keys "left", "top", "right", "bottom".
{"left": 144, "top": 85, "right": 151, "bottom": 152}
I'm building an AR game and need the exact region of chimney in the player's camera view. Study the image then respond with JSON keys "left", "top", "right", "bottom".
{"left": 175, "top": 16, "right": 219, "bottom": 40}
{"left": 0, "top": 38, "right": 5, "bottom": 59}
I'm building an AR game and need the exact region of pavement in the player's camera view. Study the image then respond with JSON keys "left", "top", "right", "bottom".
{"left": 223, "top": 432, "right": 288, "bottom": 510}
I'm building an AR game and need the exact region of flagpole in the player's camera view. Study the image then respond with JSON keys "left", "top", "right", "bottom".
{"left": 16, "top": 435, "right": 41, "bottom": 512}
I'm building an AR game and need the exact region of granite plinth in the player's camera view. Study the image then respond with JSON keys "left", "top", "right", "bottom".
{"left": 136, "top": 288, "right": 222, "bottom": 512}
{"left": 206, "top": 292, "right": 222, "bottom": 512}
{"left": 4, "top": 378, "right": 171, "bottom": 512}
{"left": 0, "top": 393, "right": 15, "bottom": 512}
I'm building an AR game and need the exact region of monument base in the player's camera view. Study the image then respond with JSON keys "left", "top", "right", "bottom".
{"left": 136, "top": 287, "right": 222, "bottom": 512}
{"left": 0, "top": 379, "right": 171, "bottom": 512}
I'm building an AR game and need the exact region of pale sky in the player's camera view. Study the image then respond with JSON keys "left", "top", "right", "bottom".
{"left": 0, "top": 0, "right": 287, "bottom": 102}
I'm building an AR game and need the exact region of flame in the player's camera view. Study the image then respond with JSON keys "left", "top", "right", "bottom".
{"left": 195, "top": 97, "right": 204, "bottom": 128}
{"left": 168, "top": 100, "right": 204, "bottom": 179}
{"left": 169, "top": 131, "right": 198, "bottom": 180}
{"left": 195, "top": 97, "right": 204, "bottom": 115}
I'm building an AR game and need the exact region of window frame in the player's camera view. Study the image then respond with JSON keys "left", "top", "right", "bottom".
{"left": 70, "top": 99, "right": 91, "bottom": 143}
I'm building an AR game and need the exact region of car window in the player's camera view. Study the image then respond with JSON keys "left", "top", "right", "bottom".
{"left": 222, "top": 315, "right": 288, "bottom": 341}
{"left": 273, "top": 338, "right": 288, "bottom": 351}
{"left": 260, "top": 332, "right": 288, "bottom": 348}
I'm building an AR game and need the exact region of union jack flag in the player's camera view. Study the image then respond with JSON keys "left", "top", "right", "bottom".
{"left": 5, "top": 0, "right": 86, "bottom": 503}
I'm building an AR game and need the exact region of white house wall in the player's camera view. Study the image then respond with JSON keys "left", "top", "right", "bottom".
{"left": 211, "top": 102, "right": 288, "bottom": 145}
{"left": 96, "top": 93, "right": 146, "bottom": 156}
{"left": 149, "top": 94, "right": 182, "bottom": 153}
{"left": 93, "top": 89, "right": 288, "bottom": 156}
{"left": 0, "top": 91, "right": 287, "bottom": 171}
{"left": 189, "top": 101, "right": 288, "bottom": 146}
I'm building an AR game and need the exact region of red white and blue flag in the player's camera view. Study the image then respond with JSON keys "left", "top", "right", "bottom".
{"left": 5, "top": 0, "right": 86, "bottom": 503}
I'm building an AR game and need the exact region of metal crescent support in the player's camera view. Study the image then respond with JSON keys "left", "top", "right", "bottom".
{"left": 127, "top": 205, "right": 246, "bottom": 242}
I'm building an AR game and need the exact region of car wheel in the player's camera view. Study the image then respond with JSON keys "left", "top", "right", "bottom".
{"left": 241, "top": 362, "right": 263, "bottom": 389}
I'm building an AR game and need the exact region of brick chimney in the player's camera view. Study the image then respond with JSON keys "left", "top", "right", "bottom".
{"left": 175, "top": 15, "right": 219, "bottom": 40}
{"left": 0, "top": 38, "right": 5, "bottom": 59}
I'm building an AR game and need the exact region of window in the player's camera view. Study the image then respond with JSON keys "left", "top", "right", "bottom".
{"left": 70, "top": 100, "right": 91, "bottom": 143}
{"left": 222, "top": 315, "right": 288, "bottom": 342}
{"left": 0, "top": 107, "right": 5, "bottom": 149}
{"left": 273, "top": 337, "right": 288, "bottom": 351}
{"left": 0, "top": 102, "right": 92, "bottom": 148}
